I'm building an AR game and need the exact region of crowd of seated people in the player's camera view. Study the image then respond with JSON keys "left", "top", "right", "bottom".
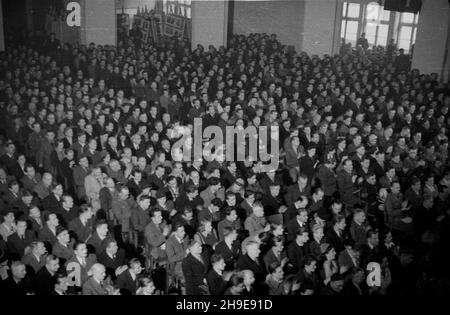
{"left": 0, "top": 29, "right": 450, "bottom": 296}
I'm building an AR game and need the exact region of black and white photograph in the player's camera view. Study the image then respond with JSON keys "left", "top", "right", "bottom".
{"left": 0, "top": 0, "right": 450, "bottom": 304}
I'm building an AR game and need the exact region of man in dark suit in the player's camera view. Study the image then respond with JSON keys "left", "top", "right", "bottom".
{"left": 97, "top": 239, "right": 127, "bottom": 281}
{"left": 214, "top": 227, "right": 240, "bottom": 271}
{"left": 326, "top": 215, "right": 347, "bottom": 255}
{"left": 284, "top": 174, "right": 311, "bottom": 206}
{"left": 68, "top": 204, "right": 94, "bottom": 242}
{"left": 0, "top": 261, "right": 29, "bottom": 295}
{"left": 206, "top": 253, "right": 230, "bottom": 295}
{"left": 116, "top": 258, "right": 142, "bottom": 295}
{"left": 7, "top": 219, "right": 36, "bottom": 260}
{"left": 57, "top": 195, "right": 79, "bottom": 227}
{"left": 287, "top": 227, "right": 310, "bottom": 271}
{"left": 235, "top": 241, "right": 266, "bottom": 287}
{"left": 20, "top": 165, "right": 41, "bottom": 192}
{"left": 286, "top": 208, "right": 309, "bottom": 243}
{"left": 358, "top": 229, "right": 381, "bottom": 269}
{"left": 86, "top": 219, "right": 111, "bottom": 256}
{"left": 21, "top": 241, "right": 47, "bottom": 274}
{"left": 52, "top": 228, "right": 74, "bottom": 265}
{"left": 38, "top": 212, "right": 60, "bottom": 251}
{"left": 34, "top": 254, "right": 60, "bottom": 295}
{"left": 181, "top": 240, "right": 210, "bottom": 295}
{"left": 41, "top": 183, "right": 64, "bottom": 214}
{"left": 50, "top": 272, "right": 70, "bottom": 295}
{"left": 26, "top": 206, "right": 44, "bottom": 237}
{"left": 11, "top": 189, "right": 37, "bottom": 218}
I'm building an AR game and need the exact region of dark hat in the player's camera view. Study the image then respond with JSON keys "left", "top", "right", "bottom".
{"left": 307, "top": 144, "right": 317, "bottom": 151}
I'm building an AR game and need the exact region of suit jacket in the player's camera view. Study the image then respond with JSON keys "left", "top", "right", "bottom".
{"left": 206, "top": 269, "right": 228, "bottom": 295}
{"left": 284, "top": 184, "right": 311, "bottom": 206}
{"left": 86, "top": 231, "right": 110, "bottom": 256}
{"left": 66, "top": 254, "right": 97, "bottom": 286}
{"left": 97, "top": 249, "right": 126, "bottom": 280}
{"left": 41, "top": 193, "right": 63, "bottom": 214}
{"left": 26, "top": 216, "right": 43, "bottom": 236}
{"left": 34, "top": 266, "right": 54, "bottom": 295}
{"left": 116, "top": 269, "right": 139, "bottom": 295}
{"left": 181, "top": 253, "right": 209, "bottom": 295}
{"left": 68, "top": 217, "right": 93, "bottom": 242}
{"left": 263, "top": 248, "right": 286, "bottom": 271}
{"left": 317, "top": 165, "right": 337, "bottom": 196}
{"left": 130, "top": 204, "right": 151, "bottom": 232}
{"left": 287, "top": 241, "right": 309, "bottom": 269}
{"left": 33, "top": 182, "right": 51, "bottom": 200}
{"left": 22, "top": 252, "right": 46, "bottom": 274}
{"left": 7, "top": 231, "right": 36, "bottom": 259}
{"left": 214, "top": 240, "right": 240, "bottom": 270}
{"left": 236, "top": 254, "right": 266, "bottom": 284}
{"left": 56, "top": 206, "right": 79, "bottom": 227}
{"left": 20, "top": 174, "right": 41, "bottom": 192}
{"left": 38, "top": 225, "right": 58, "bottom": 250}
{"left": 286, "top": 218, "right": 307, "bottom": 243}
{"left": 326, "top": 228, "right": 346, "bottom": 254}
{"left": 52, "top": 241, "right": 74, "bottom": 263}
{"left": 144, "top": 221, "right": 166, "bottom": 259}
{"left": 166, "top": 235, "right": 188, "bottom": 266}
{"left": 2, "top": 190, "right": 20, "bottom": 207}
{"left": 0, "top": 277, "right": 28, "bottom": 295}
{"left": 82, "top": 277, "right": 108, "bottom": 295}
{"left": 73, "top": 165, "right": 89, "bottom": 199}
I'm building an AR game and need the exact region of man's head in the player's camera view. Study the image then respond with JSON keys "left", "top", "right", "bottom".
{"left": 129, "top": 258, "right": 143, "bottom": 275}
{"left": 252, "top": 202, "right": 265, "bottom": 218}
{"left": 367, "top": 229, "right": 379, "bottom": 247}
{"left": 44, "top": 212, "right": 59, "bottom": 229}
{"left": 42, "top": 172, "right": 53, "bottom": 187}
{"left": 353, "top": 208, "right": 366, "bottom": 225}
{"left": 53, "top": 272, "right": 69, "bottom": 293}
{"left": 11, "top": 261, "right": 27, "bottom": 281}
{"left": 95, "top": 220, "right": 109, "bottom": 238}
{"left": 90, "top": 263, "right": 106, "bottom": 282}
{"left": 297, "top": 208, "right": 308, "bottom": 224}
{"left": 296, "top": 227, "right": 309, "bottom": 244}
{"left": 74, "top": 242, "right": 88, "bottom": 258}
{"left": 31, "top": 241, "right": 47, "bottom": 256}
{"left": 45, "top": 255, "right": 60, "bottom": 275}
{"left": 211, "top": 254, "right": 226, "bottom": 272}
{"left": 246, "top": 241, "right": 261, "bottom": 260}
{"left": 188, "top": 240, "right": 203, "bottom": 256}
{"left": 303, "top": 255, "right": 317, "bottom": 274}
{"left": 174, "top": 223, "right": 186, "bottom": 240}
{"left": 56, "top": 228, "right": 70, "bottom": 245}
{"left": 241, "top": 269, "right": 255, "bottom": 287}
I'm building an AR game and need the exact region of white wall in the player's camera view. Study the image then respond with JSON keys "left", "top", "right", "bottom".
{"left": 302, "top": 0, "right": 338, "bottom": 56}
{"left": 232, "top": 0, "right": 339, "bottom": 56}
{"left": 191, "top": 0, "right": 228, "bottom": 49}
{"left": 0, "top": 0, "right": 4, "bottom": 52}
{"left": 412, "top": 0, "right": 450, "bottom": 78}
{"left": 82, "top": 0, "right": 117, "bottom": 46}
{"left": 233, "top": 0, "right": 304, "bottom": 52}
